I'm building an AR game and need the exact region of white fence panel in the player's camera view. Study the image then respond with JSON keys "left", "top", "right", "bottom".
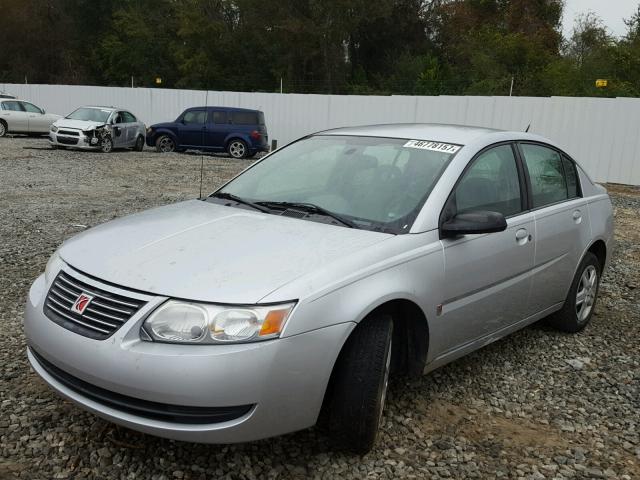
{"left": 2, "top": 83, "right": 639, "bottom": 185}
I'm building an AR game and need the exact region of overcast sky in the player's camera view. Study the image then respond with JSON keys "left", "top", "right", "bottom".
{"left": 562, "top": 0, "right": 639, "bottom": 38}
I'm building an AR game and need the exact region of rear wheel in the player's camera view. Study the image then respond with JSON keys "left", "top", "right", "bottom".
{"left": 227, "top": 139, "right": 248, "bottom": 159}
{"left": 327, "top": 314, "right": 393, "bottom": 454}
{"left": 134, "top": 135, "right": 144, "bottom": 151}
{"left": 155, "top": 135, "right": 175, "bottom": 153}
{"left": 100, "top": 136, "right": 113, "bottom": 153}
{"left": 547, "top": 252, "right": 601, "bottom": 333}
{"left": 0, "top": 120, "right": 7, "bottom": 137}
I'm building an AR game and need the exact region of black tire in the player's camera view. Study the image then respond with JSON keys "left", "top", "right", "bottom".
{"left": 328, "top": 314, "right": 393, "bottom": 454}
{"left": 227, "top": 139, "right": 248, "bottom": 159}
{"left": 134, "top": 135, "right": 144, "bottom": 152}
{"left": 100, "top": 136, "right": 113, "bottom": 153}
{"left": 0, "top": 120, "right": 7, "bottom": 137}
{"left": 155, "top": 135, "right": 175, "bottom": 153}
{"left": 547, "top": 252, "right": 601, "bottom": 333}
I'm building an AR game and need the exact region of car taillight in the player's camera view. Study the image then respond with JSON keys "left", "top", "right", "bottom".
{"left": 250, "top": 130, "right": 261, "bottom": 140}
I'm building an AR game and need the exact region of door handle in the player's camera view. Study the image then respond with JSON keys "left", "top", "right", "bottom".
{"left": 515, "top": 228, "right": 529, "bottom": 243}
{"left": 572, "top": 210, "right": 582, "bottom": 223}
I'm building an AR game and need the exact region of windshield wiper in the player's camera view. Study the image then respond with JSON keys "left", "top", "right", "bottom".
{"left": 209, "top": 192, "right": 271, "bottom": 213}
{"left": 255, "top": 201, "right": 357, "bottom": 228}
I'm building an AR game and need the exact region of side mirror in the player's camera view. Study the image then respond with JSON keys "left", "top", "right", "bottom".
{"left": 441, "top": 211, "right": 507, "bottom": 237}
{"left": 41, "top": 108, "right": 46, "bottom": 114}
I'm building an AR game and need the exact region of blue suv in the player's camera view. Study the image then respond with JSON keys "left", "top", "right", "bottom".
{"left": 147, "top": 107, "right": 269, "bottom": 158}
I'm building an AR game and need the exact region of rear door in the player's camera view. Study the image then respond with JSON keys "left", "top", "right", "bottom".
{"left": 22, "top": 101, "right": 49, "bottom": 133}
{"left": 121, "top": 111, "right": 138, "bottom": 146}
{"left": 518, "top": 143, "right": 591, "bottom": 316}
{"left": 1, "top": 100, "right": 28, "bottom": 132}
{"left": 112, "top": 111, "right": 128, "bottom": 147}
{"left": 439, "top": 143, "right": 535, "bottom": 353}
{"left": 204, "top": 110, "right": 229, "bottom": 151}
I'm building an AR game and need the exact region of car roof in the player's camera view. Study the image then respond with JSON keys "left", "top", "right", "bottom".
{"left": 316, "top": 123, "right": 503, "bottom": 145}
{"left": 188, "top": 106, "right": 263, "bottom": 113}
{"left": 318, "top": 123, "right": 503, "bottom": 145}
{"left": 79, "top": 106, "right": 119, "bottom": 111}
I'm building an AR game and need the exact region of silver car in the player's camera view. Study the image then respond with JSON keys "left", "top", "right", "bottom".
{"left": 49, "top": 106, "right": 146, "bottom": 153}
{"left": 24, "top": 124, "right": 613, "bottom": 453}
{"left": 0, "top": 99, "right": 61, "bottom": 137}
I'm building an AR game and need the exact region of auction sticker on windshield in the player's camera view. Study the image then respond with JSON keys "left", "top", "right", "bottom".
{"left": 403, "top": 140, "right": 461, "bottom": 154}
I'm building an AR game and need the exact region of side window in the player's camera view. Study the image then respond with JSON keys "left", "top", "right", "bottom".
{"left": 21, "top": 102, "right": 42, "bottom": 113}
{"left": 562, "top": 156, "right": 580, "bottom": 199}
{"left": 114, "top": 112, "right": 124, "bottom": 124}
{"left": 183, "top": 110, "right": 206, "bottom": 125}
{"left": 520, "top": 144, "right": 568, "bottom": 208}
{"left": 453, "top": 144, "right": 522, "bottom": 217}
{"left": 211, "top": 111, "right": 228, "bottom": 124}
{"left": 231, "top": 111, "right": 259, "bottom": 125}
{"left": 3, "top": 101, "right": 24, "bottom": 112}
{"left": 121, "top": 111, "right": 136, "bottom": 123}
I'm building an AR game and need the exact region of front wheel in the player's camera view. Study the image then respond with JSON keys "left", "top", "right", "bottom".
{"left": 547, "top": 252, "right": 601, "bottom": 333}
{"left": 327, "top": 314, "right": 393, "bottom": 454}
{"left": 227, "top": 139, "right": 248, "bottom": 159}
{"left": 155, "top": 135, "right": 175, "bottom": 153}
{"left": 0, "top": 121, "right": 7, "bottom": 137}
{"left": 100, "top": 136, "right": 113, "bottom": 153}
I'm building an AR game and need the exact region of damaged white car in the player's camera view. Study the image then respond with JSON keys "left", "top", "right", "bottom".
{"left": 49, "top": 106, "right": 146, "bottom": 153}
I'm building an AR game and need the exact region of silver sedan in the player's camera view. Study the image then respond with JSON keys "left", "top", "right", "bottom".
{"left": 24, "top": 124, "right": 613, "bottom": 453}
{"left": 0, "top": 99, "right": 61, "bottom": 137}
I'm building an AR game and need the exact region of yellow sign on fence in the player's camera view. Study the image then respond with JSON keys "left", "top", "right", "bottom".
{"left": 155, "top": 77, "right": 162, "bottom": 85}
{"left": 595, "top": 79, "right": 608, "bottom": 88}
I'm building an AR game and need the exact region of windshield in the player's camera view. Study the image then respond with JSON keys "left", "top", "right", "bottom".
{"left": 66, "top": 108, "right": 112, "bottom": 123}
{"left": 217, "top": 135, "right": 459, "bottom": 234}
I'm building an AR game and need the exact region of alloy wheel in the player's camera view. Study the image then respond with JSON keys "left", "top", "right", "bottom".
{"left": 229, "top": 141, "right": 246, "bottom": 158}
{"left": 158, "top": 136, "right": 174, "bottom": 153}
{"left": 576, "top": 265, "right": 597, "bottom": 322}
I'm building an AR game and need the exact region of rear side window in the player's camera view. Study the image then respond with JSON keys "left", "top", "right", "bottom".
{"left": 520, "top": 144, "right": 568, "bottom": 208}
{"left": 562, "top": 156, "right": 580, "bottom": 198}
{"left": 453, "top": 144, "right": 522, "bottom": 217}
{"left": 231, "top": 111, "right": 259, "bottom": 125}
{"left": 2, "top": 101, "right": 24, "bottom": 111}
{"left": 183, "top": 110, "right": 206, "bottom": 125}
{"left": 211, "top": 111, "right": 228, "bottom": 124}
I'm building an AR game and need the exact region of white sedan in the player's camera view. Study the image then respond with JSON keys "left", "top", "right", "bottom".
{"left": 0, "top": 99, "right": 61, "bottom": 137}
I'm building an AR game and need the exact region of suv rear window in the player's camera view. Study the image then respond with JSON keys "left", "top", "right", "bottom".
{"left": 232, "top": 111, "right": 260, "bottom": 125}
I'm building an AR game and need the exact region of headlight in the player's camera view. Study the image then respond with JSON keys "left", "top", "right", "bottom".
{"left": 142, "top": 300, "right": 295, "bottom": 344}
{"left": 44, "top": 251, "right": 62, "bottom": 283}
{"left": 51, "top": 125, "right": 58, "bottom": 133}
{"left": 146, "top": 127, "right": 153, "bottom": 134}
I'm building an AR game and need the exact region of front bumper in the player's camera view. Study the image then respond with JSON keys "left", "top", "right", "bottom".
{"left": 49, "top": 131, "right": 100, "bottom": 149}
{"left": 24, "top": 270, "right": 353, "bottom": 443}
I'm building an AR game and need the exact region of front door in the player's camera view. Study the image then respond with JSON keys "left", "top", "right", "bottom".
{"left": 178, "top": 109, "right": 207, "bottom": 148}
{"left": 439, "top": 143, "right": 535, "bottom": 353}
{"left": 22, "top": 102, "right": 49, "bottom": 133}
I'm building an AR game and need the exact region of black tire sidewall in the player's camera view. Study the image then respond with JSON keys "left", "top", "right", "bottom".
{"left": 135, "top": 136, "right": 144, "bottom": 151}
{"left": 328, "top": 314, "right": 393, "bottom": 453}
{"left": 549, "top": 252, "right": 601, "bottom": 332}
{"left": 0, "top": 121, "right": 7, "bottom": 137}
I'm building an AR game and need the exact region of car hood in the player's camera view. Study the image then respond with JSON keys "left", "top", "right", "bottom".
{"left": 150, "top": 121, "right": 176, "bottom": 129}
{"left": 58, "top": 200, "right": 392, "bottom": 304}
{"left": 54, "top": 118, "right": 107, "bottom": 130}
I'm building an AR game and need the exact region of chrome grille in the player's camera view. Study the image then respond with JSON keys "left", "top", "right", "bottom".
{"left": 44, "top": 271, "right": 147, "bottom": 340}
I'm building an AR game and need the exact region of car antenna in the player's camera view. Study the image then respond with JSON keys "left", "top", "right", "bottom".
{"left": 525, "top": 123, "right": 531, "bottom": 133}
{"left": 199, "top": 90, "right": 208, "bottom": 199}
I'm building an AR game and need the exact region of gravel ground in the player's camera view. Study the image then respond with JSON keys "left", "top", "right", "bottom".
{"left": 0, "top": 136, "right": 638, "bottom": 480}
